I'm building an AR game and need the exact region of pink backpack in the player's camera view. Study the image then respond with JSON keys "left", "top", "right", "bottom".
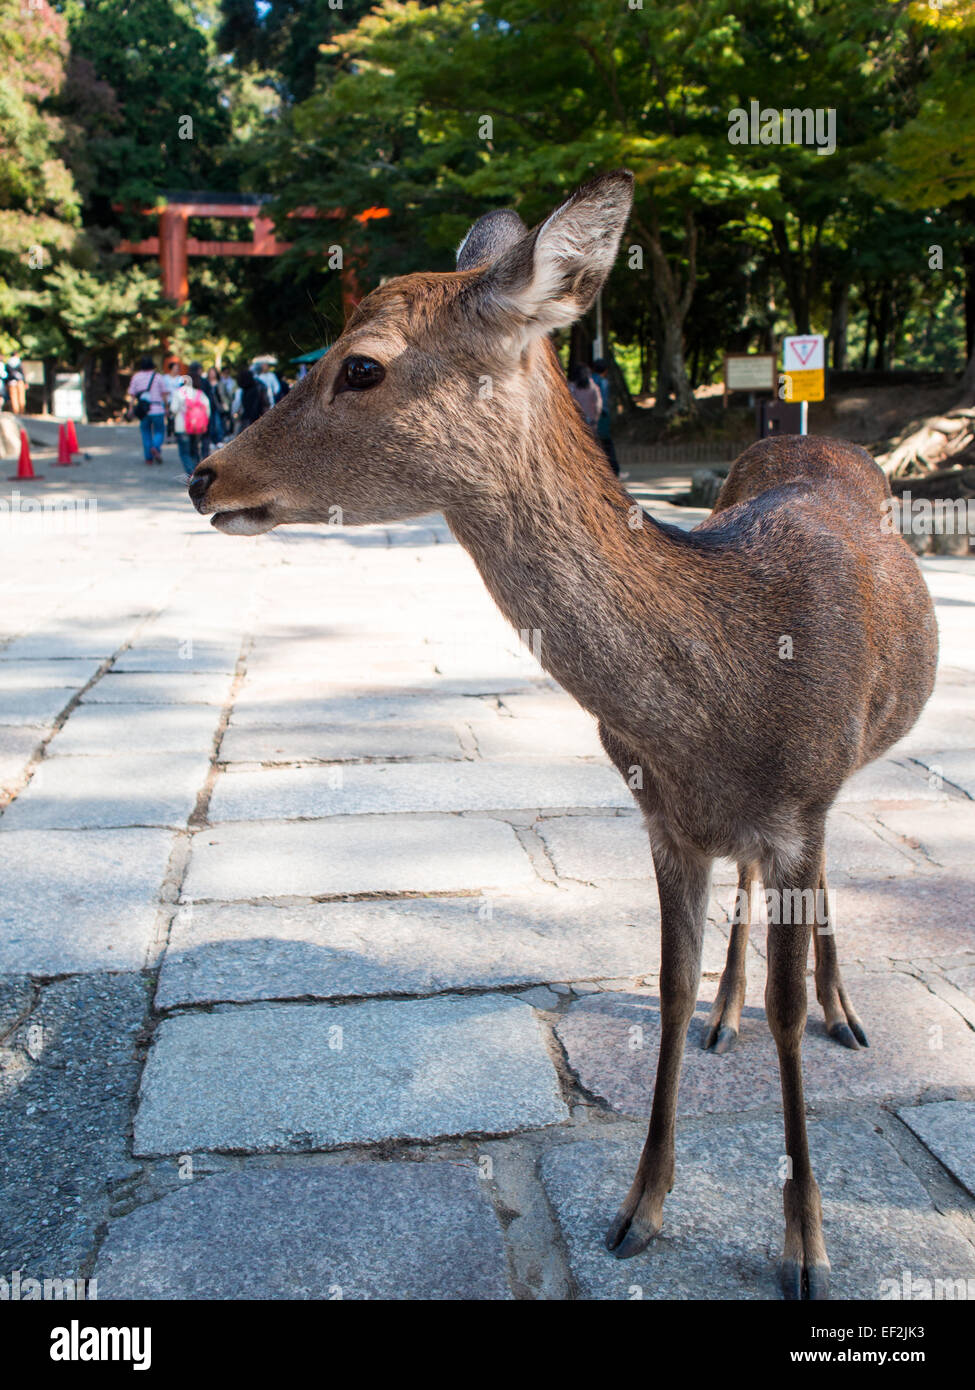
{"left": 184, "top": 389, "right": 208, "bottom": 435}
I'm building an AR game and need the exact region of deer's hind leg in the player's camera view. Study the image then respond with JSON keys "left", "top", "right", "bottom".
{"left": 813, "top": 867, "right": 868, "bottom": 1049}
{"left": 606, "top": 835, "right": 711, "bottom": 1259}
{"left": 704, "top": 860, "right": 758, "bottom": 1054}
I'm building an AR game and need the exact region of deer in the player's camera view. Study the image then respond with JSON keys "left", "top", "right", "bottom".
{"left": 188, "top": 171, "right": 938, "bottom": 1300}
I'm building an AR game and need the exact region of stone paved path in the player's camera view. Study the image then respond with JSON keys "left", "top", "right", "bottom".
{"left": 1, "top": 424, "right": 973, "bottom": 1300}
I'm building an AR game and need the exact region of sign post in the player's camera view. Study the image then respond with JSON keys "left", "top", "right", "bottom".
{"left": 52, "top": 371, "right": 85, "bottom": 423}
{"left": 723, "top": 353, "right": 777, "bottom": 407}
{"left": 781, "top": 335, "right": 825, "bottom": 410}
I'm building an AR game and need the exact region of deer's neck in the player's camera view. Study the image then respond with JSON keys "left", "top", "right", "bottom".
{"left": 444, "top": 398, "right": 723, "bottom": 744}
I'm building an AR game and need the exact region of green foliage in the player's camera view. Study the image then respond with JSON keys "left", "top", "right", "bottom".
{"left": 3, "top": 0, "right": 972, "bottom": 397}
{"left": 34, "top": 261, "right": 179, "bottom": 360}
{"left": 0, "top": 0, "right": 82, "bottom": 350}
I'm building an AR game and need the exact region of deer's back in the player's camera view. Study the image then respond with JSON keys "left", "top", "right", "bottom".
{"left": 697, "top": 436, "right": 937, "bottom": 772}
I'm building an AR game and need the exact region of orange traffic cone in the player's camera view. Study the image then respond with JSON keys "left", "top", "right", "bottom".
{"left": 65, "top": 419, "right": 80, "bottom": 456}
{"left": 56, "top": 424, "right": 73, "bottom": 466}
{"left": 9, "top": 428, "right": 43, "bottom": 481}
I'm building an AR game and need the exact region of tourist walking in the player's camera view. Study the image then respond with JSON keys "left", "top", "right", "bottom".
{"left": 591, "top": 358, "right": 620, "bottom": 475}
{"left": 567, "top": 363, "right": 602, "bottom": 432}
{"left": 127, "top": 355, "right": 169, "bottom": 464}
{"left": 171, "top": 371, "right": 211, "bottom": 475}
{"left": 216, "top": 365, "right": 236, "bottom": 435}
{"left": 233, "top": 368, "right": 270, "bottom": 431}
{"left": 161, "top": 359, "right": 182, "bottom": 441}
{"left": 256, "top": 361, "right": 281, "bottom": 406}
{"left": 5, "top": 355, "right": 26, "bottom": 415}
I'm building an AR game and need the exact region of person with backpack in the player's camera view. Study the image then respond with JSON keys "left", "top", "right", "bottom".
{"left": 231, "top": 368, "right": 269, "bottom": 432}
{"left": 171, "top": 369, "right": 211, "bottom": 475}
{"left": 126, "top": 354, "right": 169, "bottom": 464}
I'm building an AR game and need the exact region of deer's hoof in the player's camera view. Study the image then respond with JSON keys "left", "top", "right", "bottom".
{"left": 828, "top": 1018, "right": 869, "bottom": 1049}
{"left": 781, "top": 1256, "right": 831, "bottom": 1301}
{"left": 605, "top": 1204, "right": 662, "bottom": 1259}
{"left": 703, "top": 1023, "right": 739, "bottom": 1054}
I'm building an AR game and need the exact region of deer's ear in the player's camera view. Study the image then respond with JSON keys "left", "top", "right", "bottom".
{"left": 456, "top": 209, "right": 527, "bottom": 270}
{"left": 480, "top": 170, "right": 633, "bottom": 339}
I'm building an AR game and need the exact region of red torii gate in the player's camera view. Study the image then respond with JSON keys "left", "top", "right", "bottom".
{"left": 118, "top": 193, "right": 390, "bottom": 318}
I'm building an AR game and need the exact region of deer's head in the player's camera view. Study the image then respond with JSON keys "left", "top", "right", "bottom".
{"left": 188, "top": 171, "right": 633, "bottom": 534}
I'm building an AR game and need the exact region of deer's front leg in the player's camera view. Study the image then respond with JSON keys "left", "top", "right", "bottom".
{"left": 767, "top": 839, "right": 831, "bottom": 1300}
{"left": 606, "top": 840, "right": 711, "bottom": 1260}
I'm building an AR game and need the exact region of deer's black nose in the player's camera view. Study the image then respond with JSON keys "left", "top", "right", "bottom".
{"left": 188, "top": 468, "right": 216, "bottom": 506}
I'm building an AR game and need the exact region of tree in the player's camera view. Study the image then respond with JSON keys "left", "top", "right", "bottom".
{"left": 61, "top": 0, "right": 234, "bottom": 225}
{"left": 878, "top": 0, "right": 975, "bottom": 473}
{"left": 270, "top": 0, "right": 778, "bottom": 415}
{"left": 0, "top": 0, "right": 81, "bottom": 350}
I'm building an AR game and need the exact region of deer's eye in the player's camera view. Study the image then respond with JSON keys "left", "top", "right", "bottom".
{"left": 336, "top": 356, "right": 385, "bottom": 393}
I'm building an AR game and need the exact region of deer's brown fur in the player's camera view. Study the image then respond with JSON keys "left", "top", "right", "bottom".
{"left": 189, "top": 172, "right": 938, "bottom": 1299}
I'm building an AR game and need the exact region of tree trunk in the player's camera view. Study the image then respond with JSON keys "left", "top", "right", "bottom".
{"left": 660, "top": 317, "right": 694, "bottom": 412}
{"left": 829, "top": 282, "right": 849, "bottom": 370}
{"left": 639, "top": 329, "right": 652, "bottom": 396}
{"left": 860, "top": 304, "right": 873, "bottom": 372}
{"left": 873, "top": 287, "right": 892, "bottom": 370}
{"left": 651, "top": 307, "right": 672, "bottom": 414}
{"left": 569, "top": 320, "right": 593, "bottom": 371}
{"left": 634, "top": 207, "right": 697, "bottom": 416}
{"left": 606, "top": 352, "right": 634, "bottom": 414}
{"left": 962, "top": 239, "right": 975, "bottom": 361}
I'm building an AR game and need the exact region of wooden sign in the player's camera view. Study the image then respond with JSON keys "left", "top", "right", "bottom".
{"left": 724, "top": 353, "right": 777, "bottom": 393}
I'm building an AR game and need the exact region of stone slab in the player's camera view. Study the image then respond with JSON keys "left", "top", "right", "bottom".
{"left": 726, "top": 875, "right": 975, "bottom": 964}
{"left": 898, "top": 1101, "right": 975, "bottom": 1198}
{"left": 0, "top": 973, "right": 148, "bottom": 1281}
{"left": 911, "top": 750, "right": 975, "bottom": 801}
{"left": 0, "top": 977, "right": 33, "bottom": 1038}
{"left": 181, "top": 814, "right": 537, "bottom": 901}
{"left": 84, "top": 672, "right": 233, "bottom": 705}
{"left": 888, "top": 691, "right": 975, "bottom": 754}
{"left": 0, "top": 659, "right": 99, "bottom": 690}
{"left": 536, "top": 814, "right": 649, "bottom": 882}
{"left": 945, "top": 963, "right": 975, "bottom": 1000}
{"left": 0, "top": 628, "right": 140, "bottom": 661}
{"left": 0, "top": 828, "right": 175, "bottom": 974}
{"left": 113, "top": 643, "right": 240, "bottom": 674}
{"left": 219, "top": 721, "right": 464, "bottom": 765}
{"left": 876, "top": 803, "right": 975, "bottom": 877}
{"left": 466, "top": 713, "right": 605, "bottom": 761}
{"left": 93, "top": 1161, "right": 510, "bottom": 1299}
{"left": 837, "top": 758, "right": 957, "bottom": 803}
{"left": 0, "top": 687, "right": 78, "bottom": 726}
{"left": 825, "top": 811, "right": 924, "bottom": 879}
{"left": 133, "top": 994, "right": 568, "bottom": 1155}
{"left": 0, "top": 725, "right": 45, "bottom": 796}
{"left": 207, "top": 759, "right": 630, "bottom": 822}
{"left": 555, "top": 971, "right": 975, "bottom": 1117}
{"left": 155, "top": 883, "right": 735, "bottom": 1007}
{"left": 228, "top": 692, "right": 493, "bottom": 729}
{"left": 0, "top": 752, "right": 209, "bottom": 830}
{"left": 47, "top": 703, "right": 220, "bottom": 757}
{"left": 540, "top": 1116, "right": 975, "bottom": 1300}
